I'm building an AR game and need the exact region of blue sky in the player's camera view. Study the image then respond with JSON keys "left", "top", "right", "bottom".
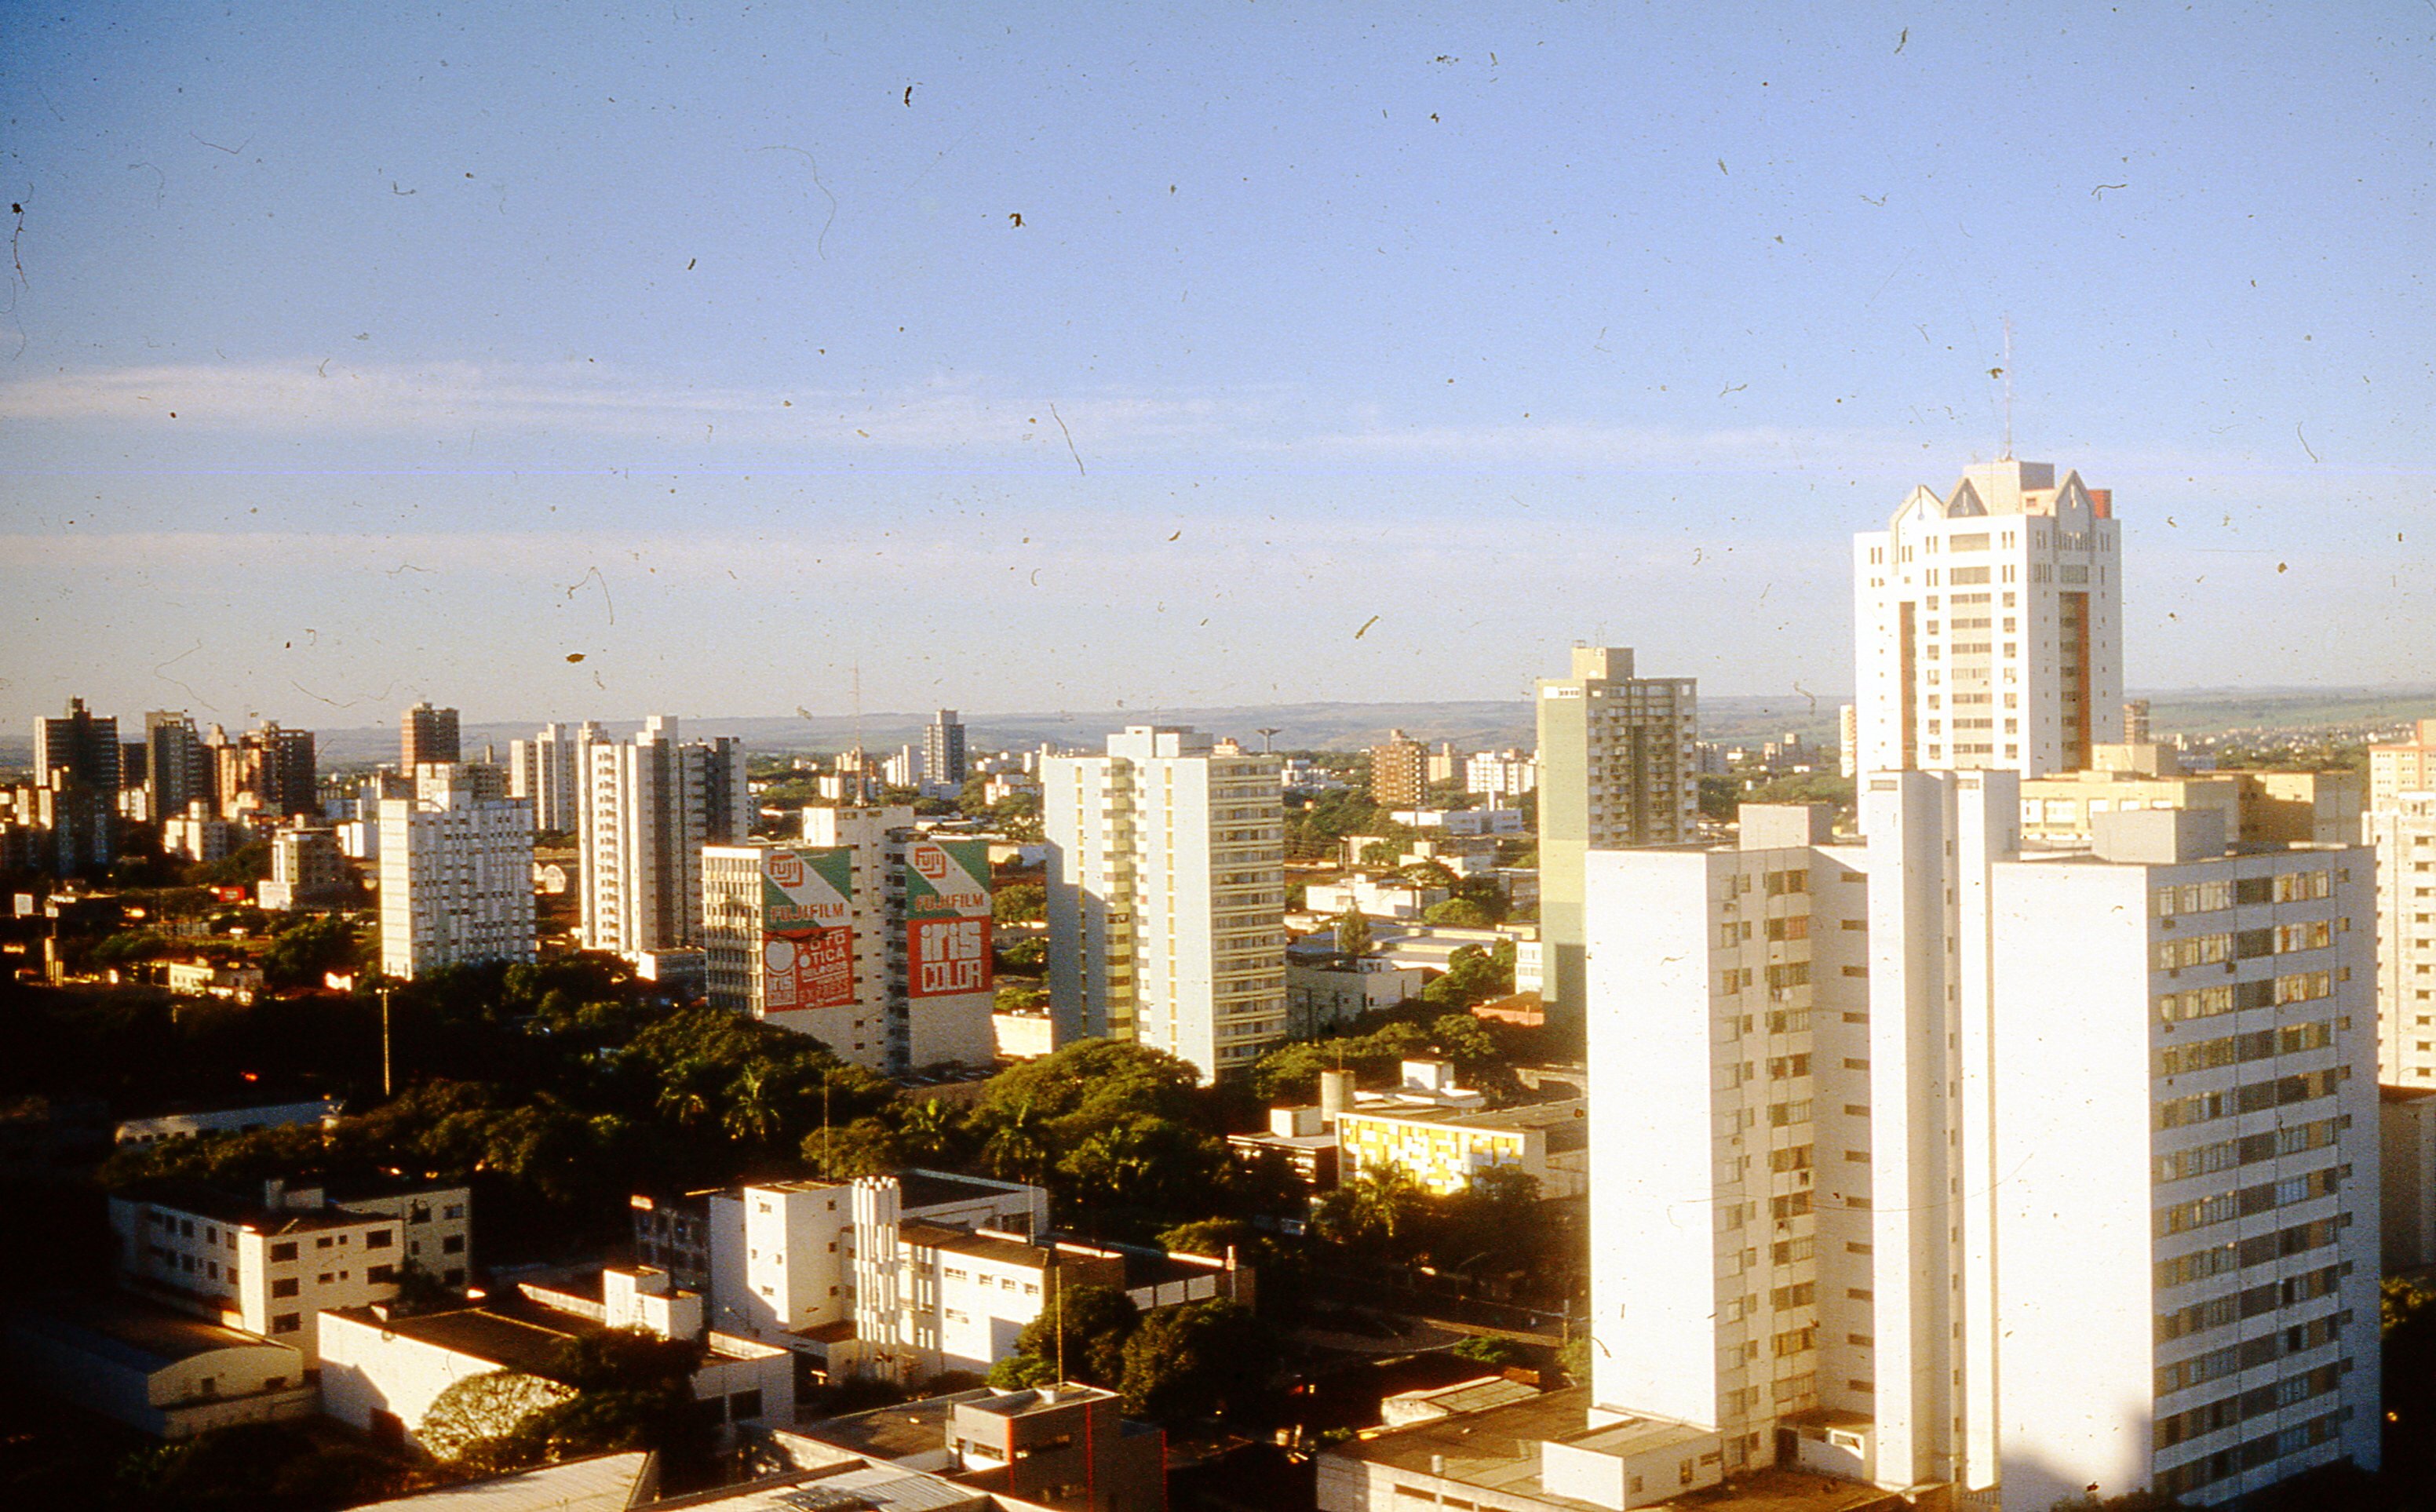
{"left": 3, "top": 2, "right": 2431, "bottom": 730}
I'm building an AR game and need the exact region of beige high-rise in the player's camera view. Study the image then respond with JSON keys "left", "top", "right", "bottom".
{"left": 1853, "top": 461, "right": 2123, "bottom": 780}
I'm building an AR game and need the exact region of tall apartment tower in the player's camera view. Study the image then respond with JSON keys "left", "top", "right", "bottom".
{"left": 509, "top": 721, "right": 596, "bottom": 834}
{"left": 206, "top": 722, "right": 317, "bottom": 818}
{"left": 143, "top": 711, "right": 209, "bottom": 818}
{"left": 2368, "top": 720, "right": 2436, "bottom": 1084}
{"left": 35, "top": 698, "right": 122, "bottom": 792}
{"left": 1583, "top": 777, "right": 2379, "bottom": 1507}
{"left": 1368, "top": 729, "right": 1428, "bottom": 809}
{"left": 578, "top": 716, "right": 749, "bottom": 959}
{"left": 1043, "top": 727, "right": 1288, "bottom": 1080}
{"left": 379, "top": 766, "right": 536, "bottom": 980}
{"left": 1536, "top": 646, "right": 1698, "bottom": 1040}
{"left": 922, "top": 709, "right": 968, "bottom": 789}
{"left": 1854, "top": 460, "right": 2123, "bottom": 781}
{"left": 704, "top": 808, "right": 997, "bottom": 1072}
{"left": 400, "top": 701, "right": 461, "bottom": 771}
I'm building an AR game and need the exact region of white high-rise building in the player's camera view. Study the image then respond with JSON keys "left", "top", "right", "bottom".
{"left": 1582, "top": 776, "right": 2379, "bottom": 1507}
{"left": 578, "top": 716, "right": 749, "bottom": 959}
{"left": 2366, "top": 720, "right": 2436, "bottom": 1087}
{"left": 1044, "top": 726, "right": 1287, "bottom": 1080}
{"left": 509, "top": 720, "right": 596, "bottom": 835}
{"left": 378, "top": 766, "right": 536, "bottom": 980}
{"left": 1853, "top": 460, "right": 2123, "bottom": 779}
{"left": 2369, "top": 794, "right": 2436, "bottom": 1086}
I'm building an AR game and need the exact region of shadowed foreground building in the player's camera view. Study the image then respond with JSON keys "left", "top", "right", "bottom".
{"left": 1582, "top": 782, "right": 2378, "bottom": 1507}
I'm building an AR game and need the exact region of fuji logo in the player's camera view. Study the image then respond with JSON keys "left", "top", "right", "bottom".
{"left": 768, "top": 853, "right": 804, "bottom": 887}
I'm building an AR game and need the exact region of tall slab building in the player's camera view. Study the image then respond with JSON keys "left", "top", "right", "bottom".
{"left": 2367, "top": 719, "right": 2436, "bottom": 1085}
{"left": 705, "top": 807, "right": 996, "bottom": 1072}
{"left": 1044, "top": 726, "right": 1287, "bottom": 1080}
{"left": 1583, "top": 778, "right": 2379, "bottom": 1507}
{"left": 379, "top": 765, "right": 535, "bottom": 980}
{"left": 509, "top": 720, "right": 596, "bottom": 835}
{"left": 578, "top": 716, "right": 748, "bottom": 959}
{"left": 1853, "top": 460, "right": 2123, "bottom": 780}
{"left": 1535, "top": 646, "right": 1698, "bottom": 1041}
{"left": 400, "top": 701, "right": 461, "bottom": 771}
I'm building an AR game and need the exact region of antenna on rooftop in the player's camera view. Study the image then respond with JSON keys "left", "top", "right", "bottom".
{"left": 1999, "top": 316, "right": 2015, "bottom": 461}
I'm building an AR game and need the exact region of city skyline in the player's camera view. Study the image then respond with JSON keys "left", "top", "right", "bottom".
{"left": 3, "top": 4, "right": 2428, "bottom": 729}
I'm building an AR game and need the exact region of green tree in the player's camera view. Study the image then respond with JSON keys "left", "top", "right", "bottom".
{"left": 1312, "top": 1164, "right": 1428, "bottom": 1259}
{"left": 986, "top": 1353, "right": 1059, "bottom": 1389}
{"left": 1016, "top": 1281, "right": 1141, "bottom": 1386}
{"left": 1118, "top": 1299, "right": 1274, "bottom": 1425}
{"left": 1422, "top": 897, "right": 1492, "bottom": 928}
{"left": 262, "top": 913, "right": 360, "bottom": 987}
{"left": 994, "top": 884, "right": 1046, "bottom": 924}
{"left": 810, "top": 1117, "right": 906, "bottom": 1178}
{"left": 1450, "top": 1334, "right": 1532, "bottom": 1369}
{"left": 1332, "top": 909, "right": 1373, "bottom": 957}
{"left": 418, "top": 1371, "right": 578, "bottom": 1463}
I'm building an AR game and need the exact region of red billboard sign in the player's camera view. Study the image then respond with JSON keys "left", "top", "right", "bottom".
{"left": 764, "top": 926, "right": 854, "bottom": 1011}
{"left": 907, "top": 916, "right": 991, "bottom": 999}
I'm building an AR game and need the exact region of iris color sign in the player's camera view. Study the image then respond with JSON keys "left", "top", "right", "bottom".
{"left": 761, "top": 847, "right": 855, "bottom": 1011}
{"left": 903, "top": 839, "right": 993, "bottom": 999}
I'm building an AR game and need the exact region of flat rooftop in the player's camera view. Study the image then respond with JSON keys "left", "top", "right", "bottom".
{"left": 16, "top": 1291, "right": 303, "bottom": 1372}
{"left": 1330, "top": 1386, "right": 1908, "bottom": 1512}
{"left": 899, "top": 1222, "right": 1048, "bottom": 1267}
{"left": 793, "top": 1390, "right": 986, "bottom": 1462}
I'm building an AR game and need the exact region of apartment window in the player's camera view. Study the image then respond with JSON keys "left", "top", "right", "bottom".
{"left": 269, "top": 1242, "right": 298, "bottom": 1262}
{"left": 271, "top": 1278, "right": 300, "bottom": 1299}
{"left": 442, "top": 1235, "right": 465, "bottom": 1254}
{"left": 365, "top": 1230, "right": 393, "bottom": 1249}
{"left": 271, "top": 1313, "right": 301, "bottom": 1335}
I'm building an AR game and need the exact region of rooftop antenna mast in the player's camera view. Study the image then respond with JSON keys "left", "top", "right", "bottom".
{"left": 2000, "top": 316, "right": 2015, "bottom": 461}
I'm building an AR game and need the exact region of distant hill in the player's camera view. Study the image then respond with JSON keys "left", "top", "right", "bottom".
{"left": 5, "top": 686, "right": 2429, "bottom": 773}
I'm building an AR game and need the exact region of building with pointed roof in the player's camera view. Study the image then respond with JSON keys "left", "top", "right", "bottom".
{"left": 1851, "top": 460, "right": 2123, "bottom": 780}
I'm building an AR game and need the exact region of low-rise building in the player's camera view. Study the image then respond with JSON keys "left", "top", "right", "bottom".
{"left": 1388, "top": 807, "right": 1526, "bottom": 836}
{"left": 319, "top": 1265, "right": 791, "bottom": 1455}
{"left": 9, "top": 1292, "right": 315, "bottom": 1440}
{"left": 114, "top": 1098, "right": 341, "bottom": 1149}
{"left": 774, "top": 1382, "right": 1169, "bottom": 1511}
{"left": 162, "top": 960, "right": 265, "bottom": 1003}
{"left": 108, "top": 1177, "right": 472, "bottom": 1363}
{"left": 1337, "top": 1098, "right": 1588, "bottom": 1200}
{"left": 1316, "top": 1385, "right": 1903, "bottom": 1512}
{"left": 1304, "top": 874, "right": 1448, "bottom": 920}
{"left": 1285, "top": 949, "right": 1427, "bottom": 1037}
{"left": 640, "top": 1170, "right": 1249, "bottom": 1383}
{"left": 2017, "top": 743, "right": 2364, "bottom": 847}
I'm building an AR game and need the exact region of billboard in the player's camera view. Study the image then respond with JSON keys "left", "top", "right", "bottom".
{"left": 762, "top": 847, "right": 855, "bottom": 1011}
{"left": 903, "top": 839, "right": 993, "bottom": 1000}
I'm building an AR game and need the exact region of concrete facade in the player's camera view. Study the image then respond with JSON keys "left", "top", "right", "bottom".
{"left": 1045, "top": 727, "right": 1288, "bottom": 1080}
{"left": 1853, "top": 459, "right": 2124, "bottom": 780}
{"left": 578, "top": 716, "right": 749, "bottom": 959}
{"left": 379, "top": 766, "right": 535, "bottom": 980}
{"left": 1582, "top": 784, "right": 2379, "bottom": 1507}
{"left": 1535, "top": 647, "right": 1698, "bottom": 1040}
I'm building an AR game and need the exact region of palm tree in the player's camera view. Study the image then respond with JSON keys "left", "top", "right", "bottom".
{"left": 980, "top": 1096, "right": 1051, "bottom": 1185}
{"left": 899, "top": 1098, "right": 959, "bottom": 1164}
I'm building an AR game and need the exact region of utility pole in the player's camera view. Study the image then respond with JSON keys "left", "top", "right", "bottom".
{"left": 379, "top": 982, "right": 394, "bottom": 1098}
